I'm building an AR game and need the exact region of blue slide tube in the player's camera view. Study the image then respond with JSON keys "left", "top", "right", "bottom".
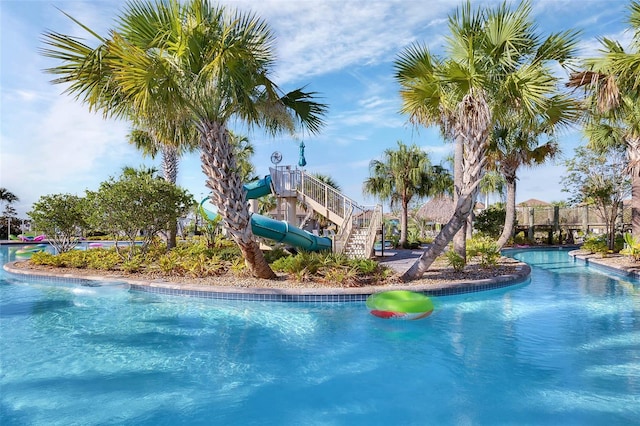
{"left": 200, "top": 176, "right": 332, "bottom": 252}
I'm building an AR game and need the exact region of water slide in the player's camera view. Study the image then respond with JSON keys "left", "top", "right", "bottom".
{"left": 200, "top": 176, "right": 332, "bottom": 252}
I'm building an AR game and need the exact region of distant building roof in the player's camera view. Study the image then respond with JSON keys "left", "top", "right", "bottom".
{"left": 417, "top": 196, "right": 455, "bottom": 223}
{"left": 417, "top": 196, "right": 486, "bottom": 224}
{"left": 517, "top": 198, "right": 551, "bottom": 207}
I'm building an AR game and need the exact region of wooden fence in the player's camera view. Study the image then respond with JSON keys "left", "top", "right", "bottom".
{"left": 514, "top": 205, "right": 631, "bottom": 242}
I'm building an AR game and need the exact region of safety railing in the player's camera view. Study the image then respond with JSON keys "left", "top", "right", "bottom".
{"left": 364, "top": 205, "right": 383, "bottom": 257}
{"left": 270, "top": 167, "right": 362, "bottom": 225}
{"left": 334, "top": 206, "right": 354, "bottom": 255}
{"left": 269, "top": 166, "right": 382, "bottom": 257}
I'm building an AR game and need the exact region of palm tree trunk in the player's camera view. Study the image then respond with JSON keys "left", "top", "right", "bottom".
{"left": 401, "top": 189, "right": 476, "bottom": 280}
{"left": 628, "top": 138, "right": 640, "bottom": 237}
{"left": 401, "top": 92, "right": 491, "bottom": 281}
{"left": 162, "top": 145, "right": 179, "bottom": 249}
{"left": 496, "top": 171, "right": 517, "bottom": 250}
{"left": 400, "top": 198, "right": 409, "bottom": 247}
{"left": 453, "top": 135, "right": 466, "bottom": 259}
{"left": 199, "top": 120, "right": 276, "bottom": 279}
{"left": 632, "top": 174, "right": 640, "bottom": 237}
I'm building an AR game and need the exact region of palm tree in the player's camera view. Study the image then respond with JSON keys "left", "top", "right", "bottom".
{"left": 567, "top": 1, "right": 640, "bottom": 236}
{"left": 394, "top": 0, "right": 579, "bottom": 280}
{"left": 478, "top": 170, "right": 505, "bottom": 209}
{"left": 229, "top": 132, "right": 257, "bottom": 183}
{"left": 41, "top": 0, "right": 327, "bottom": 279}
{"left": 488, "top": 96, "right": 578, "bottom": 250}
{"left": 363, "top": 141, "right": 452, "bottom": 248}
{"left": 0, "top": 188, "right": 20, "bottom": 239}
{"left": 128, "top": 123, "right": 199, "bottom": 248}
{"left": 0, "top": 188, "right": 19, "bottom": 208}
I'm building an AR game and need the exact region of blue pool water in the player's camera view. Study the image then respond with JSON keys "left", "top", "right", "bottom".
{"left": 1, "top": 247, "right": 639, "bottom": 425}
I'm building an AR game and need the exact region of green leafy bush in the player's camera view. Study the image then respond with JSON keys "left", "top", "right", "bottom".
{"left": 467, "top": 235, "right": 500, "bottom": 267}
{"left": 30, "top": 251, "right": 63, "bottom": 266}
{"left": 272, "top": 251, "right": 321, "bottom": 275}
{"left": 121, "top": 255, "right": 145, "bottom": 273}
{"left": 473, "top": 206, "right": 506, "bottom": 238}
{"left": 445, "top": 249, "right": 466, "bottom": 272}
{"left": 23, "top": 237, "right": 393, "bottom": 284}
{"left": 263, "top": 247, "right": 289, "bottom": 263}
{"left": 620, "top": 233, "right": 640, "bottom": 261}
{"left": 65, "top": 251, "right": 89, "bottom": 268}
{"left": 582, "top": 234, "right": 609, "bottom": 256}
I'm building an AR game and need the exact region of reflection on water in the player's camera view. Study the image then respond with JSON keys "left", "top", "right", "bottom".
{"left": 1, "top": 247, "right": 639, "bottom": 425}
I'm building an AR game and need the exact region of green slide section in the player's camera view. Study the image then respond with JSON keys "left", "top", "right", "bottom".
{"left": 243, "top": 175, "right": 272, "bottom": 199}
{"left": 200, "top": 175, "right": 332, "bottom": 252}
{"left": 250, "top": 214, "right": 332, "bottom": 251}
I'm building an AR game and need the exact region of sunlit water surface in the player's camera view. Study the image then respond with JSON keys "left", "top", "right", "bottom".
{"left": 1, "top": 247, "right": 639, "bottom": 425}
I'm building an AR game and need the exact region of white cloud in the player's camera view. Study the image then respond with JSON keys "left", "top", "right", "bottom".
{"left": 224, "top": 0, "right": 454, "bottom": 84}
{"left": 1, "top": 95, "right": 133, "bottom": 215}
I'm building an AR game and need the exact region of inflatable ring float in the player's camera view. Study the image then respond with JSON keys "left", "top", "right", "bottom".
{"left": 366, "top": 290, "right": 434, "bottom": 320}
{"left": 14, "top": 245, "right": 47, "bottom": 258}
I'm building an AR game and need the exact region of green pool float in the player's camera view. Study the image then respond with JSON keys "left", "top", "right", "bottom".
{"left": 366, "top": 290, "right": 434, "bottom": 320}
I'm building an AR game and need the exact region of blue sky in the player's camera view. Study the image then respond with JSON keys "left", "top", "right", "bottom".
{"left": 0, "top": 0, "right": 633, "bottom": 217}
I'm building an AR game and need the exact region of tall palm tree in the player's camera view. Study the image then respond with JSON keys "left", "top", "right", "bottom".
{"left": 0, "top": 188, "right": 19, "bottom": 208}
{"left": 488, "top": 95, "right": 578, "bottom": 250}
{"left": 228, "top": 131, "right": 257, "bottom": 183}
{"left": 41, "top": 0, "right": 327, "bottom": 279}
{"left": 363, "top": 141, "right": 452, "bottom": 248}
{"left": 567, "top": 1, "right": 640, "bottom": 236}
{"left": 394, "top": 0, "right": 579, "bottom": 280}
{"left": 128, "top": 122, "right": 198, "bottom": 248}
{"left": 478, "top": 170, "right": 505, "bottom": 209}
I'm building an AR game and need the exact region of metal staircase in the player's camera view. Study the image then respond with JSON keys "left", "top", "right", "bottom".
{"left": 269, "top": 166, "right": 382, "bottom": 258}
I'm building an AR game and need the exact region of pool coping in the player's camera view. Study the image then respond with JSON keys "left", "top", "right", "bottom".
{"left": 567, "top": 250, "right": 640, "bottom": 281}
{"left": 3, "top": 261, "right": 531, "bottom": 302}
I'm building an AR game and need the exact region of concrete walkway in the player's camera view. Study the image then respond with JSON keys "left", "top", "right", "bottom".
{"left": 375, "top": 249, "right": 424, "bottom": 274}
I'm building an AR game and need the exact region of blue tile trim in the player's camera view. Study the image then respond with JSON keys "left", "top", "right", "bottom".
{"left": 4, "top": 262, "right": 530, "bottom": 302}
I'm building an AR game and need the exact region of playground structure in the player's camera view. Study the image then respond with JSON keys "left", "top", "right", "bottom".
{"left": 201, "top": 166, "right": 382, "bottom": 259}
{"left": 514, "top": 204, "right": 632, "bottom": 243}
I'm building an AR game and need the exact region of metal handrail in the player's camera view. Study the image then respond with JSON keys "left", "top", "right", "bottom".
{"left": 364, "top": 205, "right": 383, "bottom": 258}
{"left": 269, "top": 166, "right": 381, "bottom": 257}
{"left": 334, "top": 206, "right": 354, "bottom": 255}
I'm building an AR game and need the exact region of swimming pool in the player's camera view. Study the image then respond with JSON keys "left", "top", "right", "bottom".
{"left": 1, "top": 247, "right": 638, "bottom": 425}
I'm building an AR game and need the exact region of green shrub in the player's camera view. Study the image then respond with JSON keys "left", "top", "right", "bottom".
{"left": 23, "top": 239, "right": 393, "bottom": 285}
{"left": 473, "top": 206, "right": 506, "bottom": 238}
{"left": 30, "top": 251, "right": 62, "bottom": 266}
{"left": 229, "top": 257, "right": 247, "bottom": 275}
{"left": 158, "top": 251, "right": 184, "bottom": 275}
{"left": 84, "top": 249, "right": 121, "bottom": 270}
{"left": 620, "top": 233, "right": 640, "bottom": 261}
{"left": 121, "top": 255, "right": 144, "bottom": 273}
{"left": 349, "top": 258, "right": 379, "bottom": 275}
{"left": 182, "top": 254, "right": 225, "bottom": 277}
{"left": 263, "top": 247, "right": 289, "bottom": 263}
{"left": 323, "top": 266, "right": 358, "bottom": 284}
{"left": 513, "top": 231, "right": 528, "bottom": 245}
{"left": 582, "top": 235, "right": 609, "bottom": 256}
{"left": 614, "top": 234, "right": 625, "bottom": 253}
{"left": 272, "top": 252, "right": 321, "bottom": 275}
{"left": 445, "top": 249, "right": 466, "bottom": 272}
{"left": 64, "top": 251, "right": 88, "bottom": 268}
{"left": 215, "top": 245, "right": 242, "bottom": 261}
{"left": 467, "top": 235, "right": 500, "bottom": 267}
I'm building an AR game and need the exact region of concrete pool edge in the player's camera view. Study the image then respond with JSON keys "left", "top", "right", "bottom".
{"left": 568, "top": 249, "right": 640, "bottom": 281}
{"left": 3, "top": 261, "right": 531, "bottom": 301}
